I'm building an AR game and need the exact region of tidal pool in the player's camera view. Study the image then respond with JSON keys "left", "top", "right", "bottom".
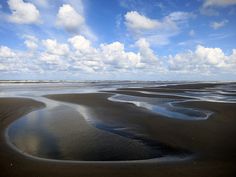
{"left": 6, "top": 97, "right": 190, "bottom": 161}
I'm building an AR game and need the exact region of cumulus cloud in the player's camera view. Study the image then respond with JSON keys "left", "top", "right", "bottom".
{"left": 195, "top": 45, "right": 226, "bottom": 65}
{"left": 0, "top": 45, "right": 42, "bottom": 73}
{"left": 168, "top": 45, "right": 235, "bottom": 73}
{"left": 68, "top": 35, "right": 91, "bottom": 52}
{"left": 38, "top": 35, "right": 146, "bottom": 73}
{"left": 42, "top": 39, "right": 69, "bottom": 56}
{"left": 210, "top": 20, "right": 228, "bottom": 29}
{"left": 99, "top": 42, "right": 140, "bottom": 69}
{"left": 0, "top": 46, "right": 16, "bottom": 58}
{"left": 39, "top": 39, "right": 70, "bottom": 71}
{"left": 1, "top": 35, "right": 235, "bottom": 77}
{"left": 40, "top": 52, "right": 69, "bottom": 70}
{"left": 135, "top": 38, "right": 157, "bottom": 64}
{"left": 56, "top": 4, "right": 84, "bottom": 32}
{"left": 23, "top": 35, "right": 38, "bottom": 50}
{"left": 124, "top": 11, "right": 179, "bottom": 33}
{"left": 67, "top": 36, "right": 144, "bottom": 71}
{"left": 55, "top": 3, "right": 96, "bottom": 40}
{"left": 7, "top": 0, "right": 40, "bottom": 24}
{"left": 125, "top": 11, "right": 159, "bottom": 30}
{"left": 60, "top": 35, "right": 159, "bottom": 72}
{"left": 124, "top": 11, "right": 194, "bottom": 45}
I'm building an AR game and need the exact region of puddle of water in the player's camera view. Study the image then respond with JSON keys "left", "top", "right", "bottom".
{"left": 108, "top": 94, "right": 212, "bottom": 120}
{"left": 6, "top": 97, "right": 190, "bottom": 161}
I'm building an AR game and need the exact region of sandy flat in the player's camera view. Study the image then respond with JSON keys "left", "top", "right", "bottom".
{"left": 0, "top": 83, "right": 236, "bottom": 177}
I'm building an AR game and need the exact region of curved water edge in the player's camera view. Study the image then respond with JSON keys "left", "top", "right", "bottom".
{"left": 4, "top": 132, "right": 193, "bottom": 164}
{"left": 138, "top": 86, "right": 236, "bottom": 104}
{"left": 5, "top": 96, "right": 192, "bottom": 162}
{"left": 108, "top": 94, "right": 213, "bottom": 120}
{"left": 106, "top": 83, "right": 236, "bottom": 120}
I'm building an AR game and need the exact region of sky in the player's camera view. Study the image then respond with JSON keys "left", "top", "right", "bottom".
{"left": 0, "top": 0, "right": 236, "bottom": 81}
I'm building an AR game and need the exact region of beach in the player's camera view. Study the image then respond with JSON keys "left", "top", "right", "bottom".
{"left": 0, "top": 82, "right": 236, "bottom": 177}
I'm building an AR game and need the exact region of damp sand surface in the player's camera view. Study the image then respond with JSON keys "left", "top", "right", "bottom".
{"left": 0, "top": 82, "right": 236, "bottom": 177}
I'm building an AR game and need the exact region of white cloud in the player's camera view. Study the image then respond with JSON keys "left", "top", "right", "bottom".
{"left": 68, "top": 35, "right": 91, "bottom": 52}
{"left": 67, "top": 35, "right": 151, "bottom": 71}
{"left": 203, "top": 0, "right": 236, "bottom": 8}
{"left": 55, "top": 3, "right": 96, "bottom": 41}
{"left": 40, "top": 39, "right": 70, "bottom": 70}
{"left": 168, "top": 45, "right": 235, "bottom": 72}
{"left": 56, "top": 4, "right": 84, "bottom": 32}
{"left": 0, "top": 63, "right": 8, "bottom": 71}
{"left": 40, "top": 52, "right": 69, "bottom": 70}
{"left": 40, "top": 52, "right": 61, "bottom": 65}
{"left": 0, "top": 46, "right": 16, "bottom": 58}
{"left": 167, "top": 11, "right": 195, "bottom": 22}
{"left": 0, "top": 46, "right": 42, "bottom": 73}
{"left": 210, "top": 20, "right": 228, "bottom": 29}
{"left": 125, "top": 11, "right": 159, "bottom": 30}
{"left": 195, "top": 45, "right": 226, "bottom": 65}
{"left": 125, "top": 11, "right": 194, "bottom": 31}
{"left": 24, "top": 40, "right": 38, "bottom": 50}
{"left": 1, "top": 35, "right": 235, "bottom": 77}
{"left": 228, "top": 49, "right": 236, "bottom": 67}
{"left": 124, "top": 11, "right": 194, "bottom": 45}
{"left": 67, "top": 35, "right": 159, "bottom": 71}
{"left": 135, "top": 38, "right": 157, "bottom": 64}
{"left": 42, "top": 39, "right": 69, "bottom": 56}
{"left": 23, "top": 35, "right": 38, "bottom": 50}
{"left": 7, "top": 0, "right": 40, "bottom": 24}
{"left": 100, "top": 42, "right": 141, "bottom": 68}
{"left": 124, "top": 11, "right": 179, "bottom": 33}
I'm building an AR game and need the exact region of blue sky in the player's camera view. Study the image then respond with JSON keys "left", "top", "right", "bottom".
{"left": 0, "top": 0, "right": 236, "bottom": 81}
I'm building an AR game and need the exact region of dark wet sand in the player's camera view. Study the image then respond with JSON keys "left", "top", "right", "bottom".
{"left": 1, "top": 83, "right": 236, "bottom": 177}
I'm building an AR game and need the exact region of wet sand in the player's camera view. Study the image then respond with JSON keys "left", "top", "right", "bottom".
{"left": 0, "top": 83, "right": 236, "bottom": 177}
{"left": 46, "top": 93, "right": 236, "bottom": 158}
